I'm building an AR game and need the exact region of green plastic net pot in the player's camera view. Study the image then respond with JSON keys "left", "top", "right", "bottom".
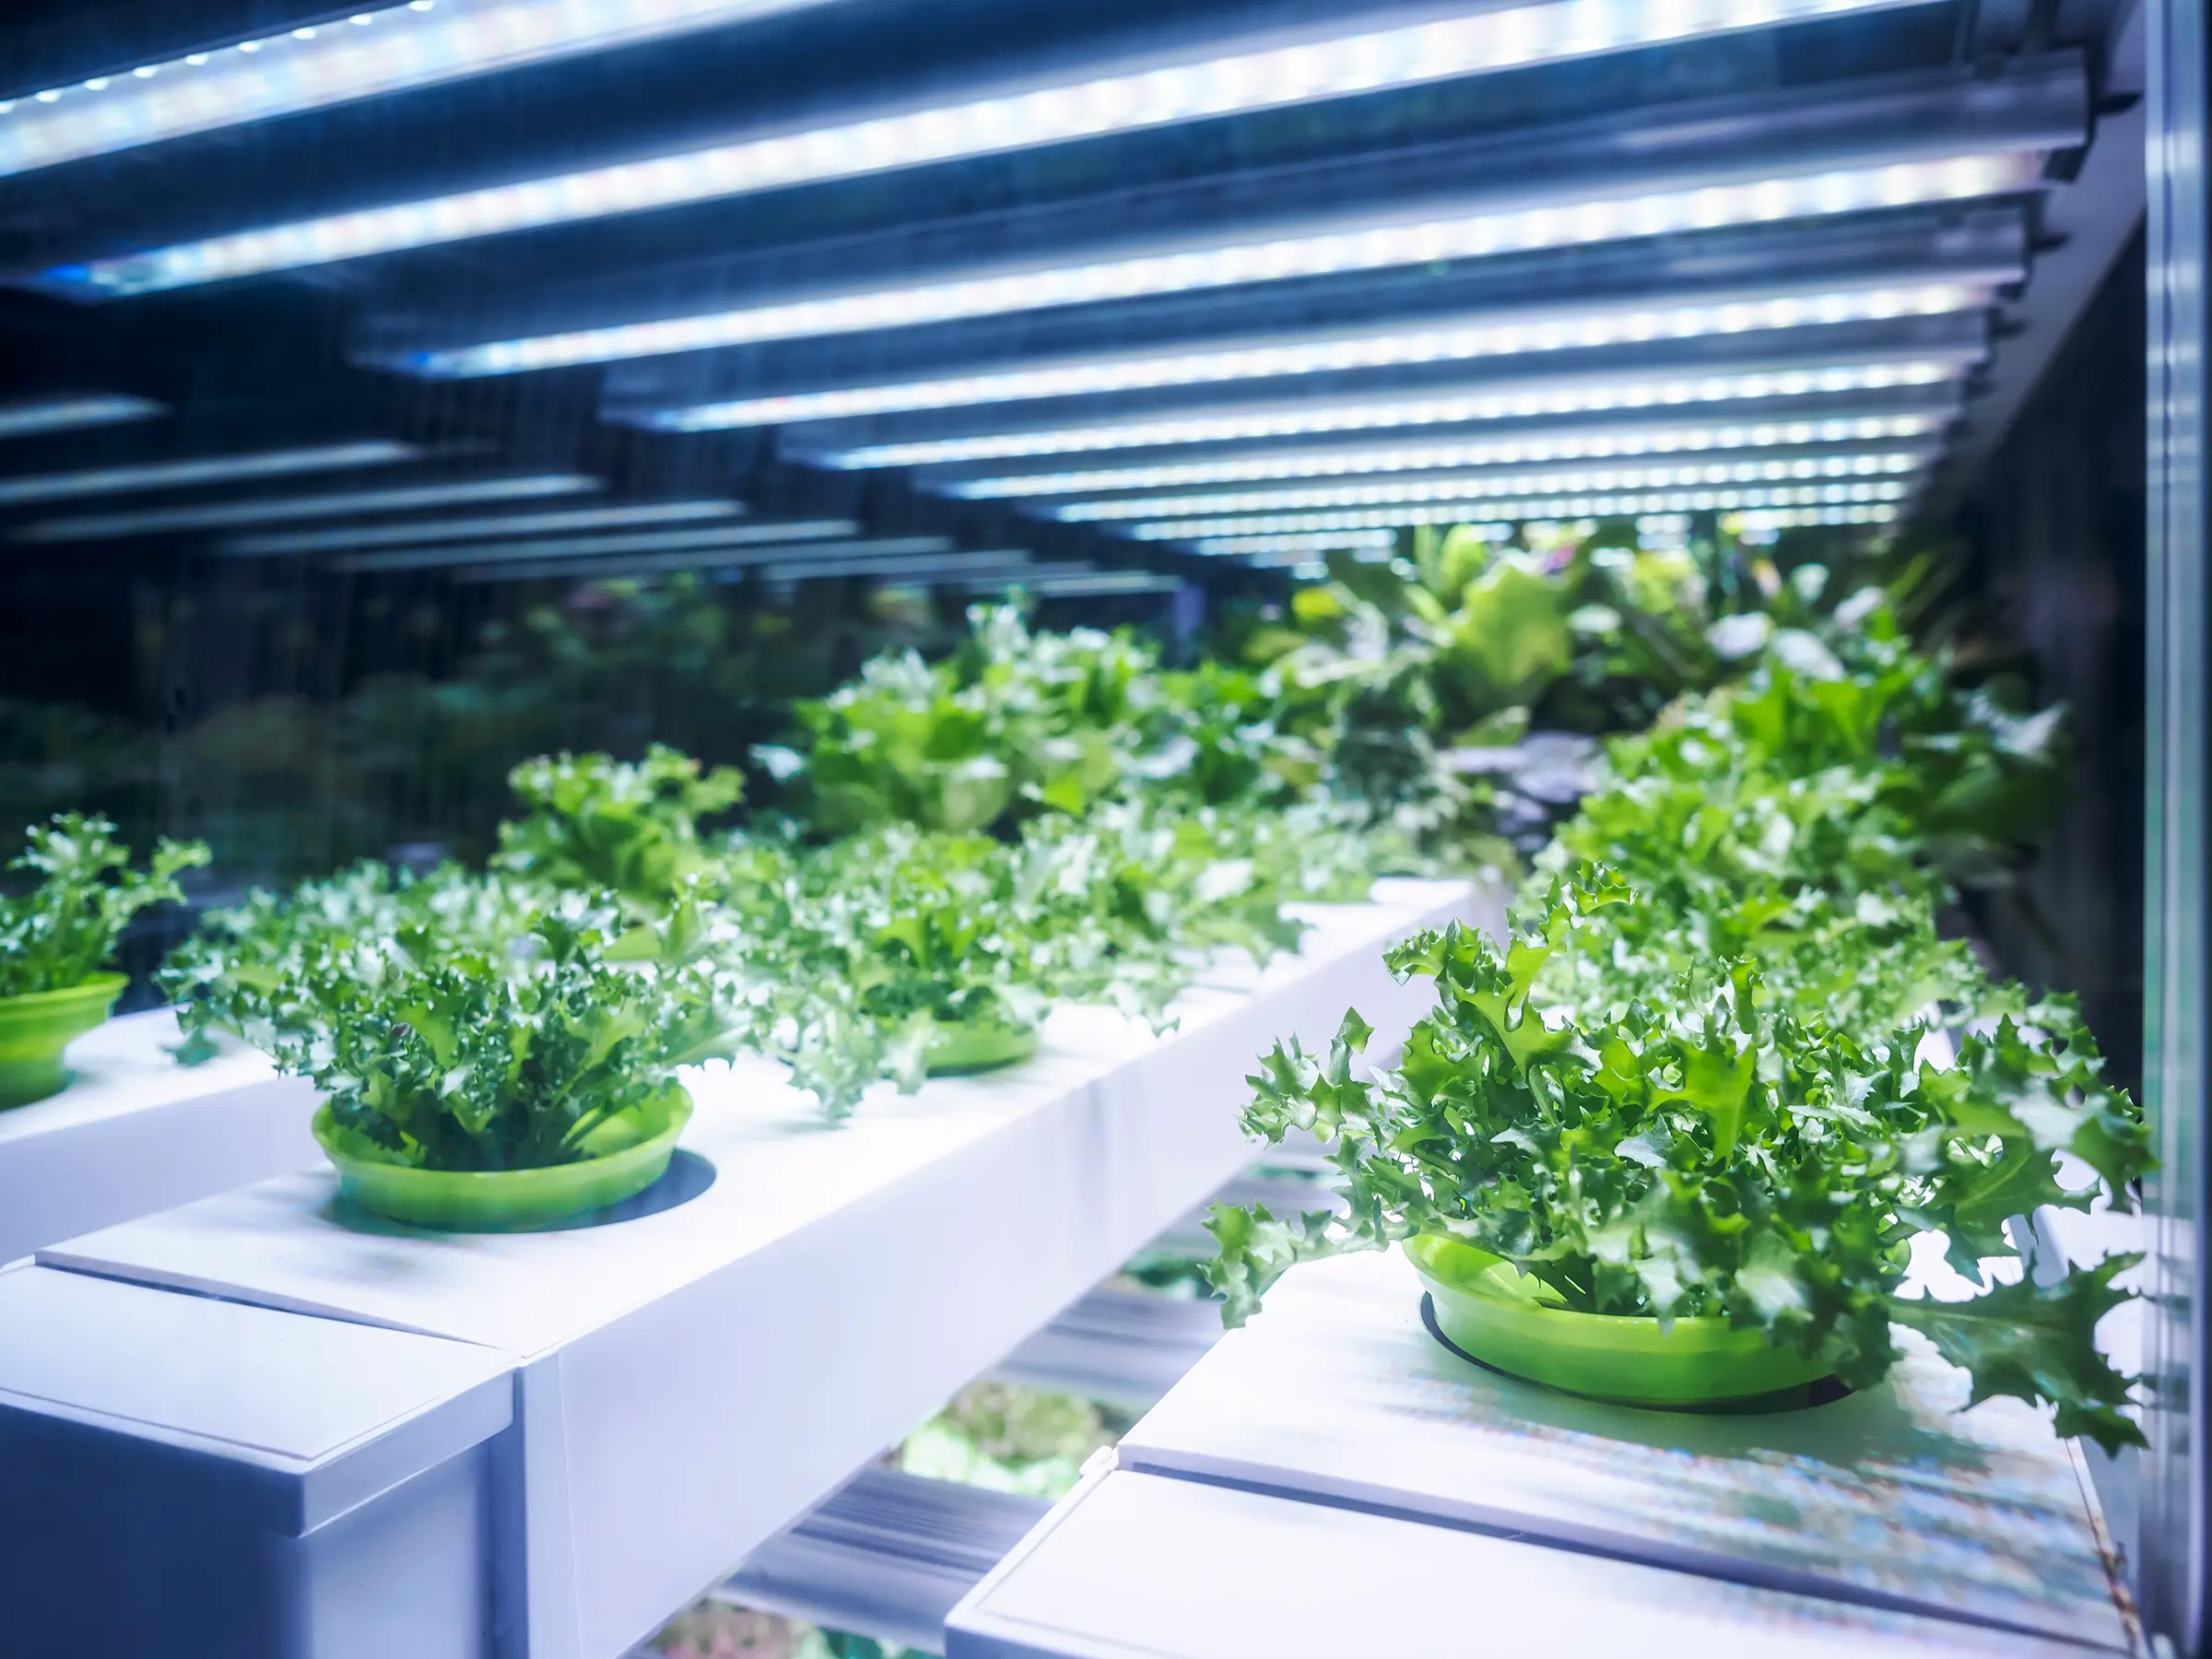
{"left": 0, "top": 972, "right": 127, "bottom": 1109}
{"left": 1405, "top": 1234, "right": 1833, "bottom": 1407}
{"left": 314, "top": 1084, "right": 693, "bottom": 1231}
{"left": 925, "top": 1019, "right": 1039, "bottom": 1077}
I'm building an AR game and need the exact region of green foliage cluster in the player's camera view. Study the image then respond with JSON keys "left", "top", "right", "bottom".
{"left": 165, "top": 873, "right": 737, "bottom": 1172}
{"left": 497, "top": 745, "right": 749, "bottom": 918}
{"left": 761, "top": 604, "right": 1316, "bottom": 838}
{"left": 1207, "top": 605, "right": 2145, "bottom": 1453}
{"left": 701, "top": 796, "right": 1380, "bottom": 1118}
{"left": 897, "top": 1381, "right": 1124, "bottom": 1500}
{"left": 0, "top": 815, "right": 208, "bottom": 998}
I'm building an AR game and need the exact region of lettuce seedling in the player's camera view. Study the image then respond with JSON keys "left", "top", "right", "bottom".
{"left": 1, "top": 815, "right": 209, "bottom": 998}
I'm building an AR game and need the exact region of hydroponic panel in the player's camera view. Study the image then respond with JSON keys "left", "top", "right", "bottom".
{"left": 1100, "top": 1250, "right": 2135, "bottom": 1651}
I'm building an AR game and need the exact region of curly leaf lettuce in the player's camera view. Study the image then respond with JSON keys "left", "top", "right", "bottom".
{"left": 1206, "top": 866, "right": 2151, "bottom": 1454}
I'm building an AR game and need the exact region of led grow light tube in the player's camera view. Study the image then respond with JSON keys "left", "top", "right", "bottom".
{"left": 446, "top": 535, "right": 952, "bottom": 582}
{"left": 222, "top": 498, "right": 745, "bottom": 556}
{"left": 0, "top": 440, "right": 418, "bottom": 507}
{"left": 0, "top": 0, "right": 839, "bottom": 180}
{"left": 1188, "top": 530, "right": 1403, "bottom": 558}
{"left": 647, "top": 282, "right": 1992, "bottom": 429}
{"left": 10, "top": 474, "right": 597, "bottom": 542}
{"left": 1130, "top": 479, "right": 1911, "bottom": 538}
{"left": 33, "top": 0, "right": 1941, "bottom": 296}
{"left": 0, "top": 393, "right": 164, "bottom": 440}
{"left": 401, "top": 155, "right": 2028, "bottom": 378}
{"left": 330, "top": 517, "right": 859, "bottom": 571}
{"left": 758, "top": 550, "right": 1037, "bottom": 582}
{"left": 1734, "top": 504, "right": 1899, "bottom": 528}
{"left": 1053, "top": 450, "right": 1930, "bottom": 520}
{"left": 958, "top": 571, "right": 1182, "bottom": 597}
{"left": 827, "top": 358, "right": 1971, "bottom": 468}
{"left": 931, "top": 411, "right": 1949, "bottom": 498}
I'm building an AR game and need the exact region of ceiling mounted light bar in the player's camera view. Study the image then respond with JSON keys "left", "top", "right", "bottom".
{"left": 759, "top": 550, "right": 1038, "bottom": 582}
{"left": 642, "top": 281, "right": 1995, "bottom": 430}
{"left": 1191, "top": 530, "right": 1403, "bottom": 558}
{"left": 447, "top": 535, "right": 951, "bottom": 582}
{"left": 823, "top": 356, "right": 1972, "bottom": 469}
{"left": 0, "top": 440, "right": 418, "bottom": 507}
{"left": 1130, "top": 479, "right": 1910, "bottom": 539}
{"left": 1052, "top": 449, "right": 1931, "bottom": 521}
{"left": 31, "top": 0, "right": 1942, "bottom": 297}
{"left": 925, "top": 409, "right": 1952, "bottom": 498}
{"left": 329, "top": 518, "right": 859, "bottom": 572}
{"left": 394, "top": 154, "right": 2031, "bottom": 378}
{"left": 11, "top": 474, "right": 598, "bottom": 543}
{"left": 0, "top": 0, "right": 839, "bottom": 180}
{"left": 961, "top": 571, "right": 1182, "bottom": 597}
{"left": 0, "top": 393, "right": 165, "bottom": 441}
{"left": 1733, "top": 504, "right": 1900, "bottom": 529}
{"left": 224, "top": 499, "right": 746, "bottom": 557}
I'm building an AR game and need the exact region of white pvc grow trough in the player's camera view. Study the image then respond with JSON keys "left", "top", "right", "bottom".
{"left": 0, "top": 1006, "right": 319, "bottom": 1266}
{"left": 947, "top": 1248, "right": 2139, "bottom": 1658}
{"left": 0, "top": 877, "right": 1485, "bottom": 1659}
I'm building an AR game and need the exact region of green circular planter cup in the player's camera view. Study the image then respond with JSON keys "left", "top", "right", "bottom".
{"left": 925, "top": 1020, "right": 1039, "bottom": 1076}
{"left": 0, "top": 972, "right": 127, "bottom": 1109}
{"left": 314, "top": 1085, "right": 693, "bottom": 1231}
{"left": 1405, "top": 1234, "right": 1832, "bottom": 1406}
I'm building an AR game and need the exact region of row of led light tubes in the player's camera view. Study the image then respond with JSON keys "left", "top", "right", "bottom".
{"left": 394, "top": 156, "right": 2024, "bottom": 380}
{"left": 15, "top": 0, "right": 1939, "bottom": 293}
{"left": 0, "top": 410, "right": 1928, "bottom": 544}
{"left": 1048, "top": 451, "right": 1926, "bottom": 523}
{"left": 635, "top": 280, "right": 1989, "bottom": 430}
{"left": 932, "top": 413, "right": 1945, "bottom": 496}
{"left": 815, "top": 359, "right": 1966, "bottom": 468}
{"left": 1197, "top": 502, "right": 1898, "bottom": 561}
{"left": 1134, "top": 478, "right": 1904, "bottom": 540}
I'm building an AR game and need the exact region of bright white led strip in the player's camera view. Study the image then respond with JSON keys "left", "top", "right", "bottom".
{"left": 37, "top": 0, "right": 1940, "bottom": 296}
{"left": 1132, "top": 479, "right": 1911, "bottom": 539}
{"left": 648, "top": 282, "right": 1988, "bottom": 429}
{"left": 829, "top": 358, "right": 1971, "bottom": 468}
{"left": 935, "top": 412, "right": 1949, "bottom": 497}
{"left": 0, "top": 393, "right": 164, "bottom": 440}
{"left": 223, "top": 498, "right": 743, "bottom": 556}
{"left": 11, "top": 474, "right": 598, "bottom": 543}
{"left": 403, "top": 156, "right": 2025, "bottom": 377}
{"left": 1054, "top": 450, "right": 1929, "bottom": 520}
{"left": 0, "top": 440, "right": 417, "bottom": 506}
{"left": 0, "top": 0, "right": 835, "bottom": 180}
{"left": 1734, "top": 504, "right": 1899, "bottom": 528}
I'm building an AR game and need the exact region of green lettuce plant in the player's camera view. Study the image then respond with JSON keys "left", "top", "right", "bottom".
{"left": 1206, "top": 865, "right": 2151, "bottom": 1453}
{"left": 761, "top": 604, "right": 1318, "bottom": 839}
{"left": 165, "top": 874, "right": 736, "bottom": 1171}
{"left": 496, "top": 744, "right": 747, "bottom": 916}
{"left": 1, "top": 815, "right": 209, "bottom": 998}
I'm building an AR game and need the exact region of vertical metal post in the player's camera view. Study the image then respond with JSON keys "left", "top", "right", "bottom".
{"left": 2144, "top": 0, "right": 2208, "bottom": 1651}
